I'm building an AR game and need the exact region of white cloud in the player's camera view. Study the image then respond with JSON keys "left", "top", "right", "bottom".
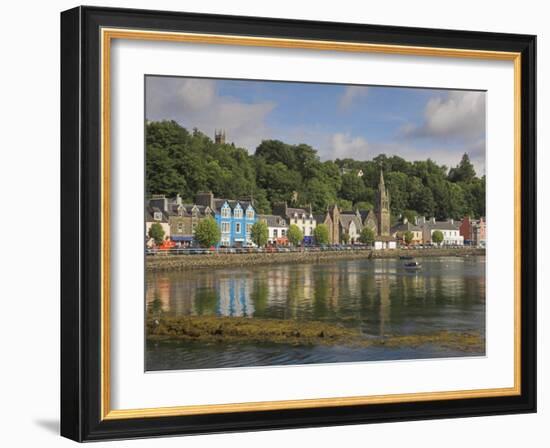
{"left": 401, "top": 91, "right": 486, "bottom": 140}
{"left": 329, "top": 133, "right": 369, "bottom": 159}
{"left": 339, "top": 86, "right": 369, "bottom": 110}
{"left": 146, "top": 77, "right": 276, "bottom": 152}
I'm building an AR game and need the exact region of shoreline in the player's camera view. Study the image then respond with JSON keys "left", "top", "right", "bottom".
{"left": 146, "top": 315, "right": 484, "bottom": 353}
{"left": 145, "top": 247, "right": 485, "bottom": 272}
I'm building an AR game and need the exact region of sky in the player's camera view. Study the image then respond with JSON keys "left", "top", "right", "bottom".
{"left": 145, "top": 76, "right": 486, "bottom": 175}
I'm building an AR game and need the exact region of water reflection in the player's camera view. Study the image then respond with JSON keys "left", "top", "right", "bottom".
{"left": 146, "top": 256, "right": 485, "bottom": 337}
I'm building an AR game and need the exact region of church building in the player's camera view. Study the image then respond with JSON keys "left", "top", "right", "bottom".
{"left": 317, "top": 170, "right": 396, "bottom": 248}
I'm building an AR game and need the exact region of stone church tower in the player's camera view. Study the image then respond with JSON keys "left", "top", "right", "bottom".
{"left": 214, "top": 129, "right": 226, "bottom": 144}
{"left": 327, "top": 204, "right": 340, "bottom": 244}
{"left": 376, "top": 170, "right": 391, "bottom": 236}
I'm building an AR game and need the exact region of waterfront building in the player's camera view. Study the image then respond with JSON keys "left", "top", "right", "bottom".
{"left": 272, "top": 202, "right": 317, "bottom": 245}
{"left": 376, "top": 170, "right": 391, "bottom": 237}
{"left": 359, "top": 209, "right": 378, "bottom": 235}
{"left": 460, "top": 216, "right": 486, "bottom": 247}
{"left": 417, "top": 216, "right": 464, "bottom": 246}
{"left": 391, "top": 218, "right": 423, "bottom": 246}
{"left": 145, "top": 203, "right": 170, "bottom": 248}
{"left": 319, "top": 206, "right": 365, "bottom": 245}
{"left": 147, "top": 194, "right": 213, "bottom": 246}
{"left": 258, "top": 214, "right": 289, "bottom": 245}
{"left": 373, "top": 171, "right": 397, "bottom": 249}
{"left": 338, "top": 211, "right": 364, "bottom": 244}
{"left": 318, "top": 171, "right": 394, "bottom": 247}
{"left": 195, "top": 191, "right": 258, "bottom": 247}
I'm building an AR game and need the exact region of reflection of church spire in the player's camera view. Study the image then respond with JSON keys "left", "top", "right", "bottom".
{"left": 379, "top": 275, "right": 390, "bottom": 336}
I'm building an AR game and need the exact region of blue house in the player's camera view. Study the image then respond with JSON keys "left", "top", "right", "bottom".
{"left": 195, "top": 192, "right": 258, "bottom": 247}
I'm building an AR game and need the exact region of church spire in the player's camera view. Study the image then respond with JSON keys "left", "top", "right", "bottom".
{"left": 376, "top": 169, "right": 390, "bottom": 237}
{"left": 379, "top": 169, "right": 385, "bottom": 188}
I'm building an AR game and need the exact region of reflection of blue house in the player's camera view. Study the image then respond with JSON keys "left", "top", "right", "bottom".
{"left": 195, "top": 191, "right": 258, "bottom": 247}
{"left": 217, "top": 277, "right": 255, "bottom": 317}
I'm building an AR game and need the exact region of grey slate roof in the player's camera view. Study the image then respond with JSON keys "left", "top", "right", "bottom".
{"left": 391, "top": 221, "right": 422, "bottom": 233}
{"left": 213, "top": 198, "right": 254, "bottom": 213}
{"left": 313, "top": 213, "right": 328, "bottom": 224}
{"left": 145, "top": 206, "right": 169, "bottom": 222}
{"left": 286, "top": 207, "right": 311, "bottom": 217}
{"left": 339, "top": 213, "right": 363, "bottom": 231}
{"left": 424, "top": 220, "right": 460, "bottom": 231}
{"left": 259, "top": 214, "right": 288, "bottom": 228}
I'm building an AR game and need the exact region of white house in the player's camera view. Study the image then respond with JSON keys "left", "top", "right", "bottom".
{"left": 145, "top": 205, "right": 170, "bottom": 247}
{"left": 258, "top": 214, "right": 289, "bottom": 244}
{"left": 417, "top": 217, "right": 464, "bottom": 246}
{"left": 271, "top": 203, "right": 317, "bottom": 244}
{"left": 373, "top": 236, "right": 397, "bottom": 250}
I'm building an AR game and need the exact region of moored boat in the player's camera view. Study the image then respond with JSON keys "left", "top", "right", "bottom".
{"left": 404, "top": 261, "right": 422, "bottom": 270}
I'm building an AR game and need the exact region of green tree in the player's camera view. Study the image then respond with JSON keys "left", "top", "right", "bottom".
{"left": 287, "top": 224, "right": 303, "bottom": 246}
{"left": 402, "top": 209, "right": 418, "bottom": 224}
{"left": 448, "top": 153, "right": 476, "bottom": 183}
{"left": 144, "top": 120, "right": 485, "bottom": 227}
{"left": 341, "top": 232, "right": 350, "bottom": 244}
{"left": 354, "top": 201, "right": 374, "bottom": 212}
{"left": 336, "top": 198, "right": 353, "bottom": 211}
{"left": 313, "top": 224, "right": 329, "bottom": 245}
{"left": 385, "top": 171, "right": 409, "bottom": 217}
{"left": 340, "top": 173, "right": 367, "bottom": 204}
{"left": 403, "top": 230, "right": 414, "bottom": 246}
{"left": 359, "top": 227, "right": 375, "bottom": 245}
{"left": 250, "top": 221, "right": 269, "bottom": 247}
{"left": 194, "top": 217, "right": 220, "bottom": 247}
{"left": 432, "top": 230, "right": 444, "bottom": 246}
{"left": 148, "top": 222, "right": 165, "bottom": 246}
{"left": 303, "top": 178, "right": 337, "bottom": 213}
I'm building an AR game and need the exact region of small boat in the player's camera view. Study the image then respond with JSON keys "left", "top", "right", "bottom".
{"left": 404, "top": 261, "right": 422, "bottom": 270}
{"left": 399, "top": 255, "right": 414, "bottom": 260}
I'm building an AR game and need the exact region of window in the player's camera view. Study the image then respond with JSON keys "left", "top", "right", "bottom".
{"left": 281, "top": 229, "right": 286, "bottom": 236}
{"left": 273, "top": 229, "right": 278, "bottom": 238}
{"left": 246, "top": 224, "right": 252, "bottom": 234}
{"left": 177, "top": 223, "right": 183, "bottom": 233}
{"left": 235, "top": 223, "right": 241, "bottom": 233}
{"left": 221, "top": 222, "right": 230, "bottom": 233}
{"left": 246, "top": 209, "right": 254, "bottom": 219}
{"left": 234, "top": 207, "right": 243, "bottom": 219}
{"left": 153, "top": 212, "right": 162, "bottom": 221}
{"left": 221, "top": 207, "right": 231, "bottom": 218}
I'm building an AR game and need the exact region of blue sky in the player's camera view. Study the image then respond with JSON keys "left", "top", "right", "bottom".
{"left": 146, "top": 76, "right": 486, "bottom": 174}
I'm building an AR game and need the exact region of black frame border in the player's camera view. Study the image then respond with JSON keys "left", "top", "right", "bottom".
{"left": 61, "top": 6, "right": 536, "bottom": 442}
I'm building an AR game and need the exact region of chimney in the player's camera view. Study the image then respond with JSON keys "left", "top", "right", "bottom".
{"left": 196, "top": 191, "right": 215, "bottom": 209}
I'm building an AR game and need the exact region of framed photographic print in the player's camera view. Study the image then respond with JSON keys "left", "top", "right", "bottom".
{"left": 60, "top": 6, "right": 536, "bottom": 442}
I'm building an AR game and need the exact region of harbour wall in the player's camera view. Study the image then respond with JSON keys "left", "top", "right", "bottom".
{"left": 145, "top": 247, "right": 486, "bottom": 272}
